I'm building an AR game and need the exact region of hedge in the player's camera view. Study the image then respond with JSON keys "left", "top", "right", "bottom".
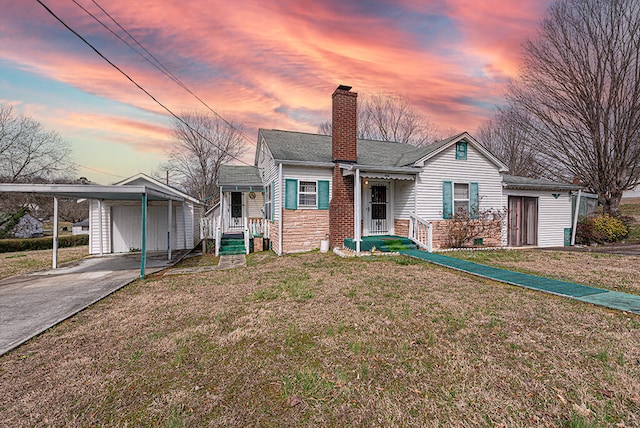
{"left": 0, "top": 235, "right": 89, "bottom": 253}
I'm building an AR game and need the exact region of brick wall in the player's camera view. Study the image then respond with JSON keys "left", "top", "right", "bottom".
{"left": 282, "top": 209, "right": 330, "bottom": 253}
{"left": 329, "top": 85, "right": 357, "bottom": 248}
{"left": 394, "top": 219, "right": 410, "bottom": 238}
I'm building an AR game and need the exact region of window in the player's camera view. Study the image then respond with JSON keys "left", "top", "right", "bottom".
{"left": 456, "top": 141, "right": 467, "bottom": 160}
{"left": 264, "top": 182, "right": 272, "bottom": 220}
{"left": 299, "top": 181, "right": 317, "bottom": 207}
{"left": 442, "top": 181, "right": 479, "bottom": 219}
{"left": 454, "top": 183, "right": 469, "bottom": 213}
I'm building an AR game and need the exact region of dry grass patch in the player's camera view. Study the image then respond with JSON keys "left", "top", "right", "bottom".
{"left": 0, "top": 245, "right": 88, "bottom": 280}
{"left": 447, "top": 249, "right": 640, "bottom": 295}
{"left": 1, "top": 251, "right": 639, "bottom": 427}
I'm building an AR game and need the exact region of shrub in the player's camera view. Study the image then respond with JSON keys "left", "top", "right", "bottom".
{"left": 444, "top": 207, "right": 505, "bottom": 248}
{"left": 0, "top": 235, "right": 89, "bottom": 253}
{"left": 576, "top": 214, "right": 627, "bottom": 244}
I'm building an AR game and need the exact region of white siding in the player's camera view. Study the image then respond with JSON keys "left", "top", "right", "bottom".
{"left": 416, "top": 144, "right": 504, "bottom": 220}
{"left": 248, "top": 193, "right": 264, "bottom": 217}
{"left": 393, "top": 179, "right": 415, "bottom": 219}
{"left": 89, "top": 200, "right": 112, "bottom": 254}
{"left": 257, "top": 138, "right": 280, "bottom": 221}
{"left": 283, "top": 165, "right": 333, "bottom": 208}
{"left": 504, "top": 189, "right": 573, "bottom": 247}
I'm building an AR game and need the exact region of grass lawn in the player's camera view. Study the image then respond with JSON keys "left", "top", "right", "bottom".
{"left": 1, "top": 250, "right": 639, "bottom": 427}
{"left": 0, "top": 245, "right": 89, "bottom": 280}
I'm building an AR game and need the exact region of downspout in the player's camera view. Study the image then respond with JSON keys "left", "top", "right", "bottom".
{"left": 278, "top": 162, "right": 283, "bottom": 256}
{"left": 182, "top": 201, "right": 188, "bottom": 249}
{"left": 571, "top": 189, "right": 581, "bottom": 246}
{"left": 354, "top": 168, "right": 361, "bottom": 253}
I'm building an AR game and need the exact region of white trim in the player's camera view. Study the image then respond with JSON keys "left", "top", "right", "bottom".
{"left": 113, "top": 172, "right": 203, "bottom": 205}
{"left": 278, "top": 163, "right": 283, "bottom": 256}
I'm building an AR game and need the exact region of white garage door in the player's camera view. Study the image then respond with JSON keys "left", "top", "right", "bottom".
{"left": 111, "top": 205, "right": 170, "bottom": 253}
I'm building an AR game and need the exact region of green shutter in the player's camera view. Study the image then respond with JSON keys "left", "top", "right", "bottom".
{"left": 456, "top": 142, "right": 467, "bottom": 160}
{"left": 318, "top": 180, "right": 329, "bottom": 210}
{"left": 285, "top": 179, "right": 298, "bottom": 210}
{"left": 470, "top": 182, "right": 479, "bottom": 219}
{"left": 442, "top": 181, "right": 453, "bottom": 219}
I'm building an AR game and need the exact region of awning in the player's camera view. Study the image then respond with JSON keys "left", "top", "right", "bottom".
{"left": 359, "top": 172, "right": 415, "bottom": 181}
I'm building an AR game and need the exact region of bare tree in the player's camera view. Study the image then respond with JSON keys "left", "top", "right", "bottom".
{"left": 318, "top": 93, "right": 442, "bottom": 146}
{"left": 508, "top": 0, "right": 640, "bottom": 215}
{"left": 476, "top": 105, "right": 544, "bottom": 178}
{"left": 0, "top": 104, "right": 74, "bottom": 182}
{"left": 165, "top": 112, "right": 244, "bottom": 203}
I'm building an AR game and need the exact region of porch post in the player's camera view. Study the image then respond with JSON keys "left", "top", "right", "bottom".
{"left": 167, "top": 199, "right": 172, "bottom": 260}
{"left": 354, "top": 168, "right": 361, "bottom": 253}
{"left": 140, "top": 193, "right": 147, "bottom": 279}
{"left": 98, "top": 199, "right": 103, "bottom": 256}
{"left": 219, "top": 191, "right": 224, "bottom": 236}
{"left": 52, "top": 196, "right": 59, "bottom": 269}
{"left": 571, "top": 189, "right": 581, "bottom": 246}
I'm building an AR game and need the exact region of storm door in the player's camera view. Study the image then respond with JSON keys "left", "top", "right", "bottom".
{"left": 508, "top": 196, "right": 538, "bottom": 246}
{"left": 229, "top": 192, "right": 243, "bottom": 230}
{"left": 368, "top": 183, "right": 389, "bottom": 235}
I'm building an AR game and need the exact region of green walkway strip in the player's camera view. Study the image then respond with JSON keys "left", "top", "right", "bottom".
{"left": 400, "top": 249, "right": 640, "bottom": 314}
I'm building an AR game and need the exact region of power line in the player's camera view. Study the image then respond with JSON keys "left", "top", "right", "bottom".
{"left": 34, "top": 0, "right": 254, "bottom": 168}
{"left": 75, "top": 0, "right": 257, "bottom": 148}
{"left": 76, "top": 163, "right": 126, "bottom": 179}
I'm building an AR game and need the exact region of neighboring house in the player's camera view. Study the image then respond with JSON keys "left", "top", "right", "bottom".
{"left": 217, "top": 85, "right": 581, "bottom": 254}
{"left": 87, "top": 173, "right": 204, "bottom": 254}
{"left": 10, "top": 213, "right": 43, "bottom": 239}
{"left": 72, "top": 218, "right": 90, "bottom": 235}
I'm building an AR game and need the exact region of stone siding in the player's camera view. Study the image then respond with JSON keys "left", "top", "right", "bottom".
{"left": 394, "top": 219, "right": 410, "bottom": 238}
{"left": 429, "top": 219, "right": 503, "bottom": 249}
{"left": 282, "top": 210, "right": 330, "bottom": 253}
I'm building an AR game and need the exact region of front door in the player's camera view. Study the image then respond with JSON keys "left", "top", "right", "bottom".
{"left": 229, "top": 192, "right": 243, "bottom": 231}
{"left": 366, "top": 182, "right": 390, "bottom": 235}
{"left": 508, "top": 196, "right": 538, "bottom": 246}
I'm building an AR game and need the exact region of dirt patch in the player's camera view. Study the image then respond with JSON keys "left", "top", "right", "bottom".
{"left": 1, "top": 251, "right": 639, "bottom": 426}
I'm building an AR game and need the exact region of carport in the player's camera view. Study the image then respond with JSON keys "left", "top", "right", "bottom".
{"left": 0, "top": 183, "right": 188, "bottom": 278}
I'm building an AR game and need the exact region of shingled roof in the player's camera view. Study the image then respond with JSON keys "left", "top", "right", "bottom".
{"left": 502, "top": 174, "right": 581, "bottom": 191}
{"left": 258, "top": 129, "right": 437, "bottom": 167}
{"left": 217, "top": 165, "right": 263, "bottom": 191}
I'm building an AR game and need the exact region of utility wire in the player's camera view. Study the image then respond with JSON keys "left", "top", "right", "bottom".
{"left": 78, "top": 0, "right": 257, "bottom": 148}
{"left": 35, "top": 0, "right": 253, "bottom": 168}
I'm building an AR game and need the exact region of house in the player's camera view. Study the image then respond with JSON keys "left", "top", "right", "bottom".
{"left": 10, "top": 213, "right": 43, "bottom": 239}
{"left": 72, "top": 218, "right": 90, "bottom": 235}
{"left": 87, "top": 173, "right": 204, "bottom": 254}
{"left": 216, "top": 85, "right": 580, "bottom": 255}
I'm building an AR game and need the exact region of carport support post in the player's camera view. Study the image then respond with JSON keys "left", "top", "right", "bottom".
{"left": 98, "top": 199, "right": 104, "bottom": 256}
{"left": 571, "top": 189, "right": 581, "bottom": 246}
{"left": 141, "top": 193, "right": 147, "bottom": 279}
{"left": 167, "top": 199, "right": 172, "bottom": 261}
{"left": 52, "top": 196, "right": 59, "bottom": 269}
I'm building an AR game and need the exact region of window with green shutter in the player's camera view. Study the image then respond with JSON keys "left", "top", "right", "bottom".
{"left": 456, "top": 141, "right": 467, "bottom": 160}
{"left": 285, "top": 179, "right": 298, "bottom": 210}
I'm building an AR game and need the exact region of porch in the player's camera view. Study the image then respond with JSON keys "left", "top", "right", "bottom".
{"left": 343, "top": 235, "right": 418, "bottom": 252}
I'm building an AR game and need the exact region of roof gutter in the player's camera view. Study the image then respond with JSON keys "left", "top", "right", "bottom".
{"left": 339, "top": 163, "right": 420, "bottom": 174}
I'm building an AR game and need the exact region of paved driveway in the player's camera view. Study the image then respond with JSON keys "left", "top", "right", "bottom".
{"left": 0, "top": 252, "right": 184, "bottom": 356}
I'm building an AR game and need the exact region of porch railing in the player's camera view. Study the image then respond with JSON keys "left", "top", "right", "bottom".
{"left": 409, "top": 211, "right": 433, "bottom": 252}
{"left": 248, "top": 218, "right": 270, "bottom": 238}
{"left": 200, "top": 217, "right": 217, "bottom": 240}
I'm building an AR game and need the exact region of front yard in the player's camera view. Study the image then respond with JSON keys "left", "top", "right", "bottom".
{"left": 1, "top": 249, "right": 639, "bottom": 427}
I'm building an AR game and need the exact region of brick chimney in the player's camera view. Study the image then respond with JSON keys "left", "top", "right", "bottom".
{"left": 329, "top": 85, "right": 357, "bottom": 249}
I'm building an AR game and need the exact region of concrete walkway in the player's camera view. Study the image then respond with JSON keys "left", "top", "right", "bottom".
{"left": 0, "top": 252, "right": 184, "bottom": 356}
{"left": 401, "top": 249, "right": 640, "bottom": 315}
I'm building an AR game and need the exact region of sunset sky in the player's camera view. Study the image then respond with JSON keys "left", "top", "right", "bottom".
{"left": 0, "top": 0, "right": 553, "bottom": 184}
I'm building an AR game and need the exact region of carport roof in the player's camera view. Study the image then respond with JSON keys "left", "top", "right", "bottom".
{"left": 0, "top": 183, "right": 187, "bottom": 201}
